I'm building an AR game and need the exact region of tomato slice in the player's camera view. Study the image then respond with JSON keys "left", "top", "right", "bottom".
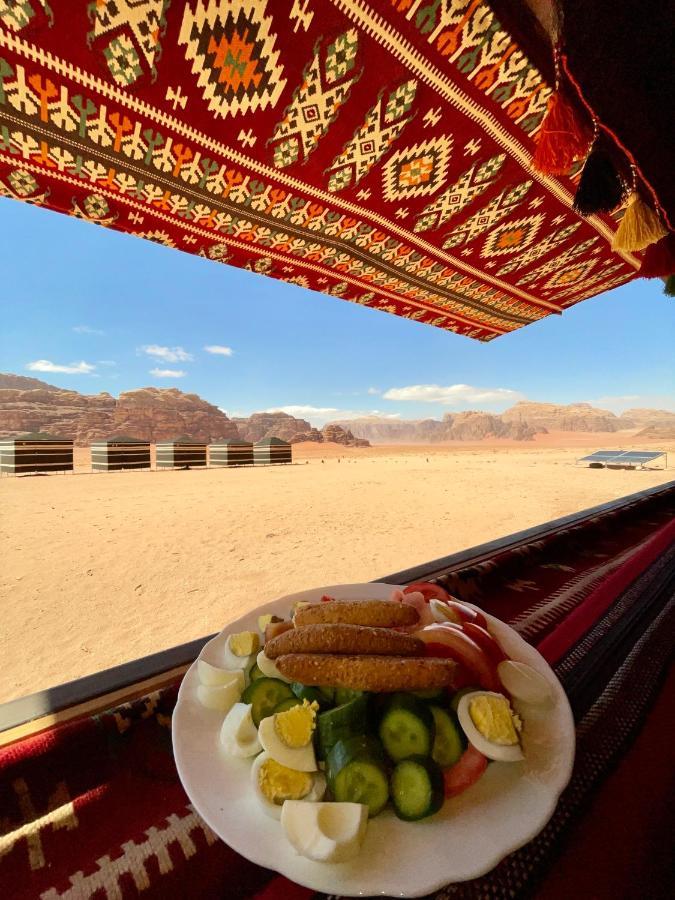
{"left": 444, "top": 600, "right": 488, "bottom": 630}
{"left": 443, "top": 745, "right": 488, "bottom": 798}
{"left": 404, "top": 582, "right": 452, "bottom": 603}
{"left": 462, "top": 621, "right": 508, "bottom": 665}
{"left": 417, "top": 624, "right": 501, "bottom": 691}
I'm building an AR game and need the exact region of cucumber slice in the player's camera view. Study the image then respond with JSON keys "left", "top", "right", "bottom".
{"left": 291, "top": 682, "right": 331, "bottom": 710}
{"left": 273, "top": 697, "right": 303, "bottom": 714}
{"left": 430, "top": 705, "right": 465, "bottom": 768}
{"left": 334, "top": 687, "right": 365, "bottom": 706}
{"left": 327, "top": 736, "right": 389, "bottom": 817}
{"left": 378, "top": 694, "right": 435, "bottom": 762}
{"left": 317, "top": 695, "right": 368, "bottom": 760}
{"left": 391, "top": 756, "right": 444, "bottom": 821}
{"left": 248, "top": 662, "right": 264, "bottom": 682}
{"left": 411, "top": 688, "right": 445, "bottom": 701}
{"left": 241, "top": 677, "right": 294, "bottom": 726}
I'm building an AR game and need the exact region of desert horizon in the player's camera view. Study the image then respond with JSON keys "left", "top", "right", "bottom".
{"left": 1, "top": 432, "right": 672, "bottom": 704}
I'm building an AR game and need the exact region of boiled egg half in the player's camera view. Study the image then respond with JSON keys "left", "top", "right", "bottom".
{"left": 222, "top": 631, "right": 260, "bottom": 672}
{"left": 281, "top": 801, "right": 368, "bottom": 863}
{"left": 251, "top": 752, "right": 326, "bottom": 819}
{"left": 197, "top": 669, "right": 245, "bottom": 712}
{"left": 258, "top": 700, "right": 318, "bottom": 772}
{"left": 220, "top": 702, "right": 261, "bottom": 758}
{"left": 256, "top": 649, "right": 293, "bottom": 683}
{"left": 457, "top": 691, "right": 524, "bottom": 762}
{"left": 497, "top": 660, "right": 553, "bottom": 706}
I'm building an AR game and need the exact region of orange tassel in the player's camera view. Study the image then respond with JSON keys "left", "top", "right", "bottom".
{"left": 533, "top": 90, "right": 591, "bottom": 175}
{"left": 612, "top": 191, "right": 669, "bottom": 252}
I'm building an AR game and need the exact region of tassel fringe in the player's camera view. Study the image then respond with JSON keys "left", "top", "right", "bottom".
{"left": 664, "top": 275, "right": 675, "bottom": 296}
{"left": 573, "top": 137, "right": 626, "bottom": 216}
{"left": 612, "top": 192, "right": 669, "bottom": 252}
{"left": 639, "top": 233, "right": 675, "bottom": 278}
{"left": 533, "top": 90, "right": 590, "bottom": 175}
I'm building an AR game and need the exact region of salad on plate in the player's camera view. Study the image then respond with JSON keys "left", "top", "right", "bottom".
{"left": 191, "top": 583, "right": 555, "bottom": 864}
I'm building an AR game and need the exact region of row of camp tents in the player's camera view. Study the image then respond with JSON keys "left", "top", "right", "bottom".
{"left": 0, "top": 433, "right": 292, "bottom": 475}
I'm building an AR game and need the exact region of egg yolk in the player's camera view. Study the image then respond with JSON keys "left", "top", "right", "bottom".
{"left": 229, "top": 631, "right": 260, "bottom": 657}
{"left": 258, "top": 758, "right": 312, "bottom": 804}
{"left": 469, "top": 695, "right": 521, "bottom": 746}
{"left": 274, "top": 699, "right": 318, "bottom": 748}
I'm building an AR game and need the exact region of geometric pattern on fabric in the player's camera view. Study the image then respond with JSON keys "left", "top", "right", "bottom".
{"left": 0, "top": 0, "right": 642, "bottom": 342}
{"left": 328, "top": 78, "right": 418, "bottom": 193}
{"left": 381, "top": 132, "right": 452, "bottom": 201}
{"left": 178, "top": 0, "right": 286, "bottom": 118}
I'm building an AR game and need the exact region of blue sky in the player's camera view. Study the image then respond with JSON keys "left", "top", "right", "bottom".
{"left": 1, "top": 199, "right": 673, "bottom": 425}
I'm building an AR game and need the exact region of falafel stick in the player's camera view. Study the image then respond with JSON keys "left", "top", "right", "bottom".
{"left": 265, "top": 623, "right": 424, "bottom": 659}
{"left": 275, "top": 653, "right": 458, "bottom": 692}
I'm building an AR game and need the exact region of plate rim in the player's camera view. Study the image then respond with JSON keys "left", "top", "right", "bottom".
{"left": 173, "top": 582, "right": 575, "bottom": 897}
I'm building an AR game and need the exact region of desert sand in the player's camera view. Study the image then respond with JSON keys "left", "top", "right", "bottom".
{"left": 1, "top": 433, "right": 672, "bottom": 703}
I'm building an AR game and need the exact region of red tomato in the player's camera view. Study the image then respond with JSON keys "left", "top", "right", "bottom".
{"left": 404, "top": 582, "right": 452, "bottom": 603}
{"left": 320, "top": 594, "right": 335, "bottom": 603}
{"left": 418, "top": 624, "right": 501, "bottom": 691}
{"left": 444, "top": 600, "right": 488, "bottom": 630}
{"left": 443, "top": 745, "right": 488, "bottom": 798}
{"left": 462, "top": 622, "right": 508, "bottom": 665}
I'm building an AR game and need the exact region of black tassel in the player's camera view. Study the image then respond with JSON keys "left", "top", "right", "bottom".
{"left": 664, "top": 274, "right": 675, "bottom": 296}
{"left": 573, "top": 135, "right": 625, "bottom": 216}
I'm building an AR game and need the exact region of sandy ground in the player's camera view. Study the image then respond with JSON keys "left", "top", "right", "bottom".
{"left": 1, "top": 433, "right": 672, "bottom": 703}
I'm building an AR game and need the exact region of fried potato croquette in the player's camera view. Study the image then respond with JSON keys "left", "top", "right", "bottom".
{"left": 293, "top": 599, "right": 418, "bottom": 629}
{"left": 265, "top": 623, "right": 424, "bottom": 659}
{"left": 275, "top": 654, "right": 457, "bottom": 692}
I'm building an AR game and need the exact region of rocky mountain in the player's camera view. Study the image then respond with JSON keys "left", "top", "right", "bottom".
{"left": 232, "top": 411, "right": 369, "bottom": 446}
{"left": 619, "top": 408, "right": 675, "bottom": 428}
{"left": 501, "top": 402, "right": 622, "bottom": 433}
{"left": 635, "top": 423, "right": 675, "bottom": 440}
{"left": 0, "top": 373, "right": 56, "bottom": 391}
{"left": 333, "top": 412, "right": 538, "bottom": 443}
{"left": 0, "top": 379, "right": 239, "bottom": 443}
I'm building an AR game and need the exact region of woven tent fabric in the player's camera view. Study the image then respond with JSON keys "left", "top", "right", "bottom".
{"left": 0, "top": 1, "right": 644, "bottom": 341}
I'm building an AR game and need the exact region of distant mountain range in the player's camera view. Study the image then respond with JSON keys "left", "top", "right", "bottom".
{"left": 1, "top": 374, "right": 674, "bottom": 444}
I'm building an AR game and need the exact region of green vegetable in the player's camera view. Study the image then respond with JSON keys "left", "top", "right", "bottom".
{"left": 291, "top": 682, "right": 331, "bottom": 710}
{"left": 411, "top": 688, "right": 444, "bottom": 701}
{"left": 390, "top": 756, "right": 444, "bottom": 821}
{"left": 318, "top": 685, "right": 335, "bottom": 703}
{"left": 327, "top": 736, "right": 389, "bottom": 817}
{"left": 317, "top": 694, "right": 368, "bottom": 759}
{"left": 272, "top": 697, "right": 303, "bottom": 714}
{"left": 241, "top": 677, "right": 294, "bottom": 726}
{"left": 248, "top": 662, "right": 264, "bottom": 682}
{"left": 334, "top": 687, "right": 365, "bottom": 706}
{"left": 430, "top": 705, "right": 465, "bottom": 768}
{"left": 378, "top": 694, "right": 435, "bottom": 762}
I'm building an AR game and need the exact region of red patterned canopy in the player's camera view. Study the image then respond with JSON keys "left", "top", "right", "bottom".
{"left": 0, "top": 1, "right": 643, "bottom": 340}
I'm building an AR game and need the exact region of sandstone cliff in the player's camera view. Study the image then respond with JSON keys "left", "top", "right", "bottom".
{"left": 501, "top": 402, "right": 622, "bottom": 433}
{"left": 232, "top": 412, "right": 314, "bottom": 443}
{"left": 619, "top": 408, "right": 675, "bottom": 428}
{"left": 333, "top": 413, "right": 538, "bottom": 443}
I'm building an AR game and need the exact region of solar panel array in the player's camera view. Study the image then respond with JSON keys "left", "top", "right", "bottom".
{"left": 578, "top": 450, "right": 666, "bottom": 466}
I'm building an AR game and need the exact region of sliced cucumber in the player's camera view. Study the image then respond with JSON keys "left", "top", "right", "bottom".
{"left": 241, "top": 677, "right": 294, "bottom": 726}
{"left": 248, "top": 662, "right": 264, "bottom": 682}
{"left": 391, "top": 756, "right": 444, "bottom": 821}
{"left": 273, "top": 697, "right": 303, "bottom": 714}
{"left": 411, "top": 688, "right": 445, "bottom": 702}
{"left": 317, "top": 695, "right": 368, "bottom": 760}
{"left": 291, "top": 682, "right": 331, "bottom": 710}
{"left": 378, "top": 694, "right": 435, "bottom": 762}
{"left": 334, "top": 687, "right": 365, "bottom": 706}
{"left": 327, "top": 736, "right": 389, "bottom": 817}
{"left": 430, "top": 705, "right": 465, "bottom": 768}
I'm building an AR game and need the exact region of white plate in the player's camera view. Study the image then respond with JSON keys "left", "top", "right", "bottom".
{"left": 173, "top": 583, "right": 575, "bottom": 898}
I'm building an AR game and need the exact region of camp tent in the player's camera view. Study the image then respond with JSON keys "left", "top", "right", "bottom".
{"left": 91, "top": 436, "right": 151, "bottom": 472}
{"left": 209, "top": 440, "right": 254, "bottom": 467}
{"left": 156, "top": 437, "right": 207, "bottom": 469}
{"left": 0, "top": 433, "right": 73, "bottom": 474}
{"left": 254, "top": 437, "right": 292, "bottom": 465}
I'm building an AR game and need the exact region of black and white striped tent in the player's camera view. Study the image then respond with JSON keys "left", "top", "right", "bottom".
{"left": 209, "top": 440, "right": 254, "bottom": 467}
{"left": 253, "top": 437, "right": 292, "bottom": 465}
{"left": 0, "top": 432, "right": 74, "bottom": 475}
{"left": 156, "top": 437, "right": 207, "bottom": 469}
{"left": 91, "top": 437, "right": 151, "bottom": 472}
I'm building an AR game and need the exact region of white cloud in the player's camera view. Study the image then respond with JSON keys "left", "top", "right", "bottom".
{"left": 265, "top": 405, "right": 401, "bottom": 426}
{"left": 382, "top": 383, "right": 525, "bottom": 408}
{"left": 73, "top": 325, "right": 104, "bottom": 335}
{"left": 204, "top": 345, "right": 234, "bottom": 356}
{"left": 140, "top": 344, "right": 193, "bottom": 362}
{"left": 150, "top": 367, "right": 186, "bottom": 378}
{"left": 26, "top": 359, "right": 96, "bottom": 375}
{"left": 97, "top": 359, "right": 117, "bottom": 367}
{"left": 367, "top": 387, "right": 381, "bottom": 395}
